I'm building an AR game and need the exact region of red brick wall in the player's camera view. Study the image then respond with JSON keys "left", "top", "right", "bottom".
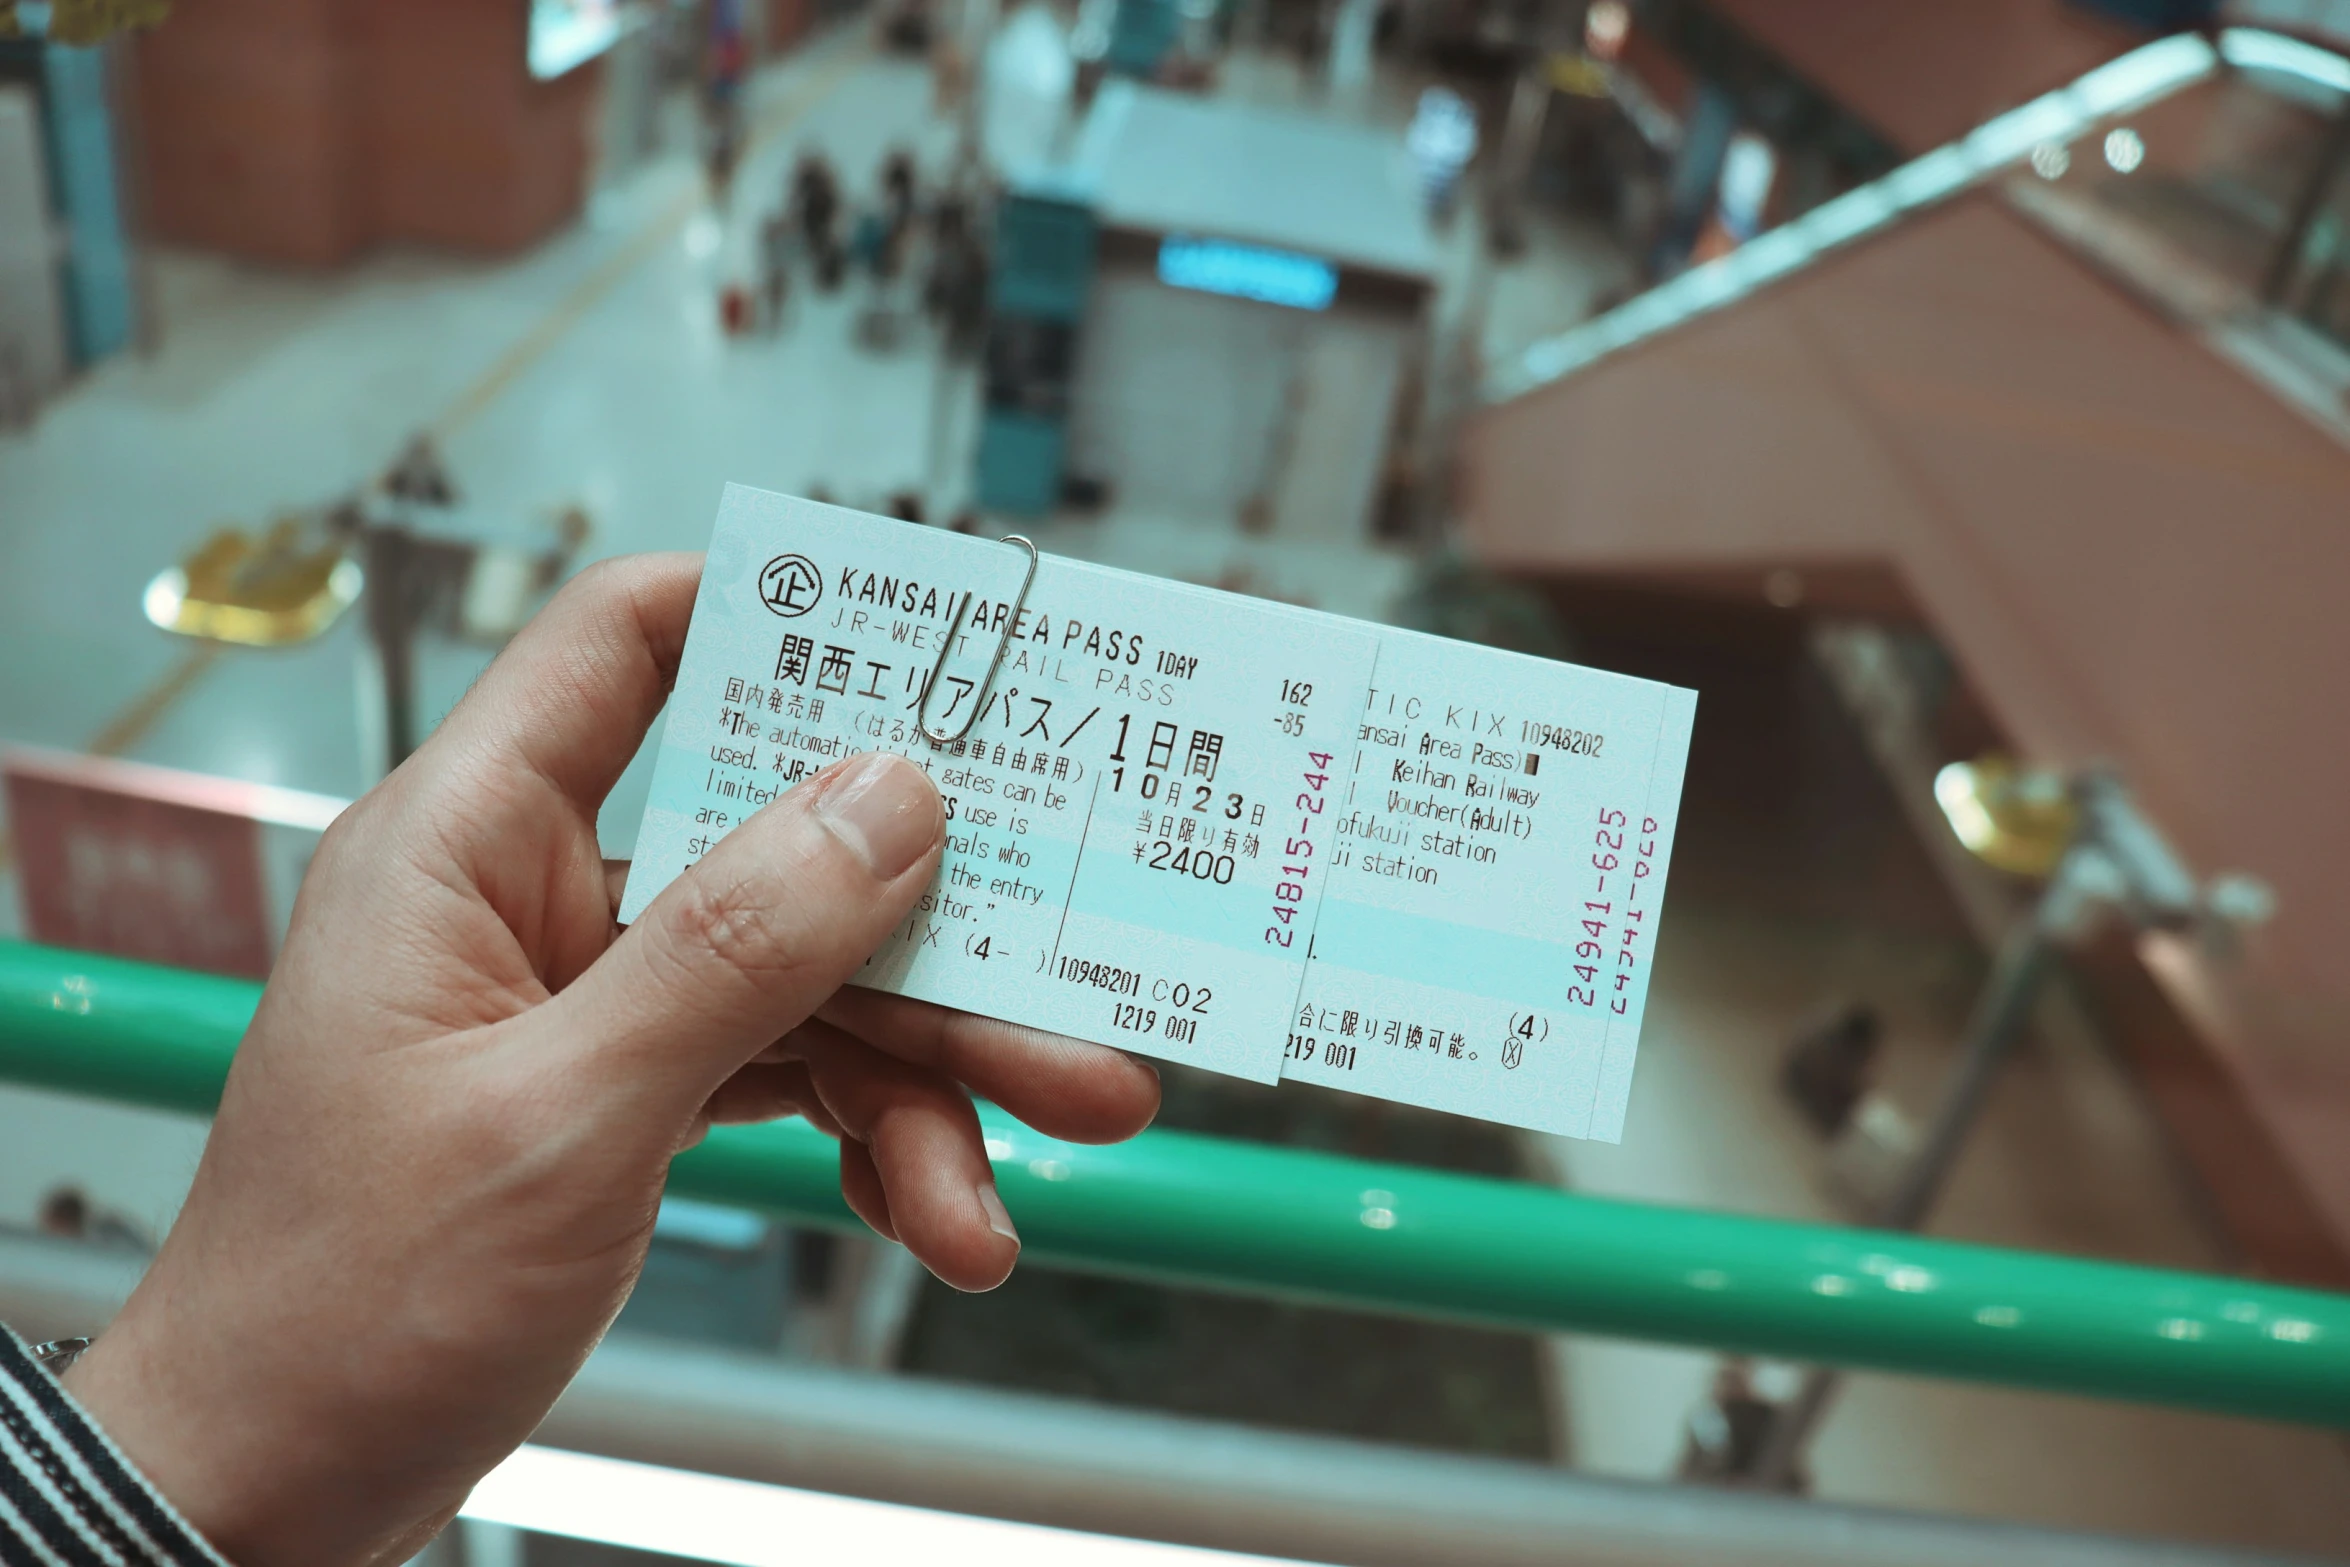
{"left": 360, "top": 0, "right": 602, "bottom": 254}
{"left": 133, "top": 0, "right": 363, "bottom": 267}
{"left": 133, "top": 0, "right": 600, "bottom": 268}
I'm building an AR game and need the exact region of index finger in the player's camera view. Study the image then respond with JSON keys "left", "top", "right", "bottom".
{"left": 428, "top": 552, "right": 703, "bottom": 814}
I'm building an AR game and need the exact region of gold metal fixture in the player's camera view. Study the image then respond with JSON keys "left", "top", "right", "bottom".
{"left": 142, "top": 518, "right": 363, "bottom": 647}
{"left": 1932, "top": 755, "right": 2077, "bottom": 878}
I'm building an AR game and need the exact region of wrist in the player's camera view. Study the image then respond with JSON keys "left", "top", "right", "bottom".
{"left": 61, "top": 1305, "right": 287, "bottom": 1565}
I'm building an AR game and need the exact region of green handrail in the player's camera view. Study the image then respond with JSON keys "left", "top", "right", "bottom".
{"left": 4, "top": 939, "right": 2347, "bottom": 1428}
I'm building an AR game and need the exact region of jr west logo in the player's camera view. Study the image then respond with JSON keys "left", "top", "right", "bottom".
{"left": 759, "top": 554, "right": 823, "bottom": 617}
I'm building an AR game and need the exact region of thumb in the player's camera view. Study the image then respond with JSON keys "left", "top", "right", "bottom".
{"left": 545, "top": 751, "right": 943, "bottom": 1113}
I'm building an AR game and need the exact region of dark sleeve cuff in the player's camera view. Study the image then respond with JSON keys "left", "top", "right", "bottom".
{"left": 0, "top": 1325, "right": 233, "bottom": 1566}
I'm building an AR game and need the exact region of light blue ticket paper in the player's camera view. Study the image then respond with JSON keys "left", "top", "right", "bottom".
{"left": 623, "top": 487, "right": 1696, "bottom": 1133}
{"left": 1280, "top": 627, "right": 1695, "bottom": 1141}
{"left": 620, "top": 487, "right": 1377, "bottom": 1084}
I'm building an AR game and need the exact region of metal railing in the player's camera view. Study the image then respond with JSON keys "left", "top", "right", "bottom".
{"left": 3, "top": 938, "right": 2348, "bottom": 1431}
{"left": 6, "top": 1233, "right": 2315, "bottom": 1567}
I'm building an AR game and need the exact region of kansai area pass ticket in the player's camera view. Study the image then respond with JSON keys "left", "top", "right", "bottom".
{"left": 621, "top": 486, "right": 1695, "bottom": 1139}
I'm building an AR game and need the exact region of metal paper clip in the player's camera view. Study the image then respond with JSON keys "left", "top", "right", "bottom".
{"left": 916, "top": 534, "right": 1040, "bottom": 745}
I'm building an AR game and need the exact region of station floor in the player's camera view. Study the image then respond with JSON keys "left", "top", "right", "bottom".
{"left": 3, "top": 32, "right": 2349, "bottom": 1563}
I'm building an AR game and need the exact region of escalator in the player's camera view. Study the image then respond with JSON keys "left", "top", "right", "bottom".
{"left": 1460, "top": 25, "right": 2350, "bottom": 1292}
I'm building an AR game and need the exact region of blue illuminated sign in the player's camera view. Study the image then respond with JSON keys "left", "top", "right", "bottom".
{"left": 1156, "top": 236, "right": 1338, "bottom": 311}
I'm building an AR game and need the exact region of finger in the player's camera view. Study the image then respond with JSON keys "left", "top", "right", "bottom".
{"left": 703, "top": 1060, "right": 821, "bottom": 1126}
{"left": 839, "top": 1139, "right": 898, "bottom": 1242}
{"left": 818, "top": 988, "right": 1160, "bottom": 1144}
{"left": 709, "top": 1053, "right": 850, "bottom": 1138}
{"left": 545, "top": 751, "right": 943, "bottom": 1113}
{"left": 605, "top": 859, "right": 630, "bottom": 919}
{"left": 795, "top": 1073, "right": 851, "bottom": 1139}
{"left": 794, "top": 1023, "right": 1018, "bottom": 1292}
{"left": 428, "top": 553, "right": 703, "bottom": 813}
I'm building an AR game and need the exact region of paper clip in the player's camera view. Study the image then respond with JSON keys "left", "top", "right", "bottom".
{"left": 916, "top": 534, "right": 1040, "bottom": 746}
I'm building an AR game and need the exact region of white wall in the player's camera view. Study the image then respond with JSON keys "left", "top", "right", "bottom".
{"left": 1267, "top": 310, "right": 1410, "bottom": 541}
{"left": 1070, "top": 270, "right": 1304, "bottom": 524}
{"left": 1069, "top": 267, "right": 1412, "bottom": 538}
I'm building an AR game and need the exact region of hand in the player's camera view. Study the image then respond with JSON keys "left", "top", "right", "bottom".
{"left": 62, "top": 554, "right": 1160, "bottom": 1567}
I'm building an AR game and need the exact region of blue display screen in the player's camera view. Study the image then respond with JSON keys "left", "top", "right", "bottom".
{"left": 1157, "top": 236, "right": 1338, "bottom": 311}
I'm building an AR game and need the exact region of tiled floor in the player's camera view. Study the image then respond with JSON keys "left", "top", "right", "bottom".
{"left": 2, "top": 31, "right": 2348, "bottom": 1563}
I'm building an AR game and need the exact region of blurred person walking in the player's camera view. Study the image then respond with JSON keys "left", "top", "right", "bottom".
{"left": 700, "top": 0, "right": 751, "bottom": 205}
{"left": 791, "top": 149, "right": 847, "bottom": 291}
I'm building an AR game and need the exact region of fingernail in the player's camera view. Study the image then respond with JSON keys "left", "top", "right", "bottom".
{"left": 977, "top": 1181, "right": 1020, "bottom": 1246}
{"left": 817, "top": 753, "right": 939, "bottom": 879}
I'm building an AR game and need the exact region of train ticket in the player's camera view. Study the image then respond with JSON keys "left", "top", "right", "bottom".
{"left": 619, "top": 486, "right": 1377, "bottom": 1083}
{"left": 622, "top": 487, "right": 1697, "bottom": 1137}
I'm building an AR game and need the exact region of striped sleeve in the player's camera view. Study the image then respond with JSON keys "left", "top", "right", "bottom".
{"left": 0, "top": 1326, "right": 231, "bottom": 1567}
